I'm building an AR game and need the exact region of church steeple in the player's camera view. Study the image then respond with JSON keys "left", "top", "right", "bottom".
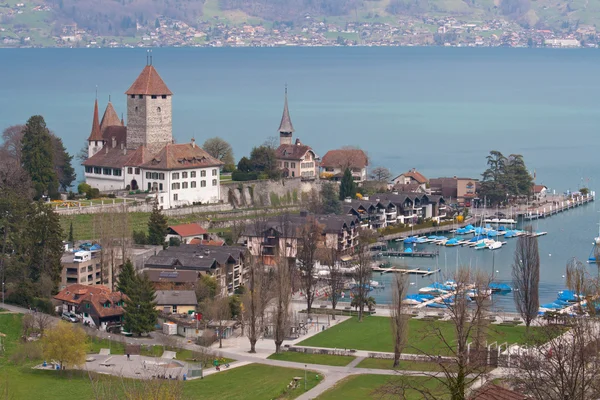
{"left": 87, "top": 99, "right": 102, "bottom": 141}
{"left": 278, "top": 86, "right": 294, "bottom": 146}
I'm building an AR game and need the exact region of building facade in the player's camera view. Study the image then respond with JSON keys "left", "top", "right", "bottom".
{"left": 320, "top": 149, "right": 369, "bottom": 182}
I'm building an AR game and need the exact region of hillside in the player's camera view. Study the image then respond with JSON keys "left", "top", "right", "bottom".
{"left": 0, "top": 0, "right": 598, "bottom": 47}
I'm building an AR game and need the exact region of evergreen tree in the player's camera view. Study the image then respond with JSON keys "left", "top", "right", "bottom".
{"left": 339, "top": 168, "right": 357, "bottom": 201}
{"left": 116, "top": 259, "right": 136, "bottom": 296}
{"left": 50, "top": 135, "right": 76, "bottom": 191}
{"left": 21, "top": 116, "right": 59, "bottom": 199}
{"left": 124, "top": 273, "right": 158, "bottom": 336}
{"left": 68, "top": 222, "right": 74, "bottom": 244}
{"left": 147, "top": 199, "right": 168, "bottom": 246}
{"left": 321, "top": 182, "right": 342, "bottom": 215}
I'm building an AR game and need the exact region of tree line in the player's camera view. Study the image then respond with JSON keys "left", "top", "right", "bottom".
{"left": 479, "top": 150, "right": 534, "bottom": 206}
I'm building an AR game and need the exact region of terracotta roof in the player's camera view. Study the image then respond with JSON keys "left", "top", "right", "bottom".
{"left": 321, "top": 149, "right": 368, "bottom": 169}
{"left": 124, "top": 145, "right": 151, "bottom": 167}
{"left": 125, "top": 65, "right": 172, "bottom": 96}
{"left": 83, "top": 144, "right": 142, "bottom": 168}
{"left": 87, "top": 99, "right": 103, "bottom": 141}
{"left": 54, "top": 284, "right": 126, "bottom": 318}
{"left": 102, "top": 125, "right": 127, "bottom": 146}
{"left": 469, "top": 384, "right": 529, "bottom": 400}
{"left": 395, "top": 169, "right": 428, "bottom": 184}
{"left": 140, "top": 142, "right": 223, "bottom": 171}
{"left": 189, "top": 238, "right": 225, "bottom": 246}
{"left": 533, "top": 184, "right": 547, "bottom": 193}
{"left": 168, "top": 223, "right": 207, "bottom": 238}
{"left": 276, "top": 144, "right": 313, "bottom": 161}
{"left": 100, "top": 102, "right": 122, "bottom": 135}
{"left": 278, "top": 88, "right": 295, "bottom": 133}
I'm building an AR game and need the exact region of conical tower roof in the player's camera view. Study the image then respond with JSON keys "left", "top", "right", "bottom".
{"left": 87, "top": 99, "right": 103, "bottom": 141}
{"left": 100, "top": 101, "right": 121, "bottom": 134}
{"left": 278, "top": 87, "right": 295, "bottom": 134}
{"left": 125, "top": 65, "right": 172, "bottom": 96}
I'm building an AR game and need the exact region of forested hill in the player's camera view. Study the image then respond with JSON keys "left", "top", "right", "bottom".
{"left": 0, "top": 0, "right": 597, "bottom": 46}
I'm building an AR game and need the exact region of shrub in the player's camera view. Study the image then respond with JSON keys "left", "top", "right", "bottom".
{"left": 107, "top": 194, "right": 116, "bottom": 199}
{"left": 67, "top": 191, "right": 76, "bottom": 200}
{"left": 86, "top": 188, "right": 100, "bottom": 200}
{"left": 77, "top": 182, "right": 91, "bottom": 195}
{"left": 231, "top": 170, "right": 258, "bottom": 181}
{"left": 168, "top": 237, "right": 181, "bottom": 247}
{"left": 133, "top": 230, "right": 147, "bottom": 245}
{"left": 222, "top": 163, "right": 236, "bottom": 173}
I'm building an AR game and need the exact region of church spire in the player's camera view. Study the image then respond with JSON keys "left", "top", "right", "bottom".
{"left": 87, "top": 98, "right": 102, "bottom": 141}
{"left": 278, "top": 85, "right": 295, "bottom": 134}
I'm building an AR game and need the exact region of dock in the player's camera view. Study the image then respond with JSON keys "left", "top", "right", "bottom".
{"left": 371, "top": 265, "right": 440, "bottom": 276}
{"left": 415, "top": 284, "right": 475, "bottom": 309}
{"left": 518, "top": 194, "right": 593, "bottom": 220}
{"left": 375, "top": 250, "right": 438, "bottom": 258}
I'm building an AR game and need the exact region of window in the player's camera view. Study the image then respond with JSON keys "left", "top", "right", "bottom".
{"left": 200, "top": 170, "right": 206, "bottom": 177}
{"left": 284, "top": 162, "right": 289, "bottom": 168}
{"left": 157, "top": 107, "right": 161, "bottom": 113}
{"left": 135, "top": 106, "right": 138, "bottom": 112}
{"left": 127, "top": 167, "right": 133, "bottom": 174}
{"left": 172, "top": 172, "right": 180, "bottom": 180}
{"left": 151, "top": 95, "right": 157, "bottom": 99}
{"left": 85, "top": 166, "right": 93, "bottom": 173}
{"left": 159, "top": 183, "right": 163, "bottom": 191}
{"left": 182, "top": 172, "right": 188, "bottom": 179}
{"left": 86, "top": 303, "right": 90, "bottom": 309}
{"left": 160, "top": 196, "right": 164, "bottom": 203}
{"left": 135, "top": 168, "right": 140, "bottom": 175}
{"left": 148, "top": 183, "right": 151, "bottom": 191}
{"left": 151, "top": 172, "right": 159, "bottom": 180}
{"left": 201, "top": 181, "right": 206, "bottom": 187}
{"left": 130, "top": 94, "right": 135, "bottom": 98}
{"left": 113, "top": 169, "right": 122, "bottom": 176}
{"left": 94, "top": 167, "right": 101, "bottom": 174}
{"left": 159, "top": 173, "right": 164, "bottom": 180}
{"left": 84, "top": 312, "right": 89, "bottom": 318}
{"left": 174, "top": 194, "right": 178, "bottom": 201}
{"left": 103, "top": 302, "right": 111, "bottom": 308}
{"left": 138, "top": 95, "right": 143, "bottom": 99}
{"left": 171, "top": 183, "right": 180, "bottom": 190}
{"left": 212, "top": 169, "right": 217, "bottom": 176}
{"left": 182, "top": 182, "right": 188, "bottom": 189}
{"left": 191, "top": 171, "right": 196, "bottom": 178}
{"left": 172, "top": 305, "right": 178, "bottom": 313}
{"left": 103, "top": 168, "right": 112, "bottom": 175}
{"left": 212, "top": 179, "right": 217, "bottom": 186}
{"left": 191, "top": 181, "right": 196, "bottom": 188}
{"left": 146, "top": 172, "right": 151, "bottom": 179}
{"left": 162, "top": 95, "right": 167, "bottom": 99}
{"left": 291, "top": 162, "right": 295, "bottom": 168}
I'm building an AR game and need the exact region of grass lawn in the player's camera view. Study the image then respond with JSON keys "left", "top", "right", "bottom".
{"left": 184, "top": 363, "right": 321, "bottom": 399}
{"left": 316, "top": 374, "right": 447, "bottom": 400}
{"left": 267, "top": 351, "right": 356, "bottom": 366}
{"left": 298, "top": 316, "right": 546, "bottom": 355}
{"left": 356, "top": 357, "right": 449, "bottom": 372}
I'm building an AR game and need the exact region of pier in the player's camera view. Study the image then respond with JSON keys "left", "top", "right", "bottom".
{"left": 371, "top": 265, "right": 440, "bottom": 276}
{"left": 375, "top": 250, "right": 438, "bottom": 258}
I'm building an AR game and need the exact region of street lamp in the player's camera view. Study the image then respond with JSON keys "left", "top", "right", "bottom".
{"left": 108, "top": 335, "right": 111, "bottom": 354}
{"left": 304, "top": 364, "right": 307, "bottom": 390}
{"left": 1, "top": 282, "right": 4, "bottom": 304}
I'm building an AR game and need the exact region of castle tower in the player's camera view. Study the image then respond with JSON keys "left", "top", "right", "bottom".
{"left": 99, "top": 98, "right": 122, "bottom": 135}
{"left": 278, "top": 87, "right": 294, "bottom": 146}
{"left": 87, "top": 99, "right": 104, "bottom": 158}
{"left": 125, "top": 62, "right": 173, "bottom": 154}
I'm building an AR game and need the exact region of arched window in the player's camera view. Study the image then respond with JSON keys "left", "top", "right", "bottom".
{"left": 157, "top": 107, "right": 161, "bottom": 113}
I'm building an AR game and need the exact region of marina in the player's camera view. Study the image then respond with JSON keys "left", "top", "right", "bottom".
{"left": 371, "top": 265, "right": 440, "bottom": 276}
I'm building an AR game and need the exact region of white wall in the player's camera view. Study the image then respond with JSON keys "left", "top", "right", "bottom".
{"left": 85, "top": 172, "right": 126, "bottom": 191}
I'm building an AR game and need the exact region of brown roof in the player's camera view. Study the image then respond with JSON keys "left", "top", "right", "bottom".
{"left": 100, "top": 102, "right": 122, "bottom": 135}
{"left": 278, "top": 88, "right": 295, "bottom": 133}
{"left": 321, "top": 149, "right": 368, "bottom": 169}
{"left": 140, "top": 142, "right": 223, "bottom": 171}
{"left": 83, "top": 143, "right": 149, "bottom": 169}
{"left": 54, "top": 284, "right": 126, "bottom": 318}
{"left": 189, "top": 238, "right": 225, "bottom": 246}
{"left": 533, "top": 184, "right": 547, "bottom": 193}
{"left": 470, "top": 384, "right": 529, "bottom": 400}
{"left": 125, "top": 65, "right": 172, "bottom": 96}
{"left": 87, "top": 99, "right": 103, "bottom": 141}
{"left": 393, "top": 183, "right": 421, "bottom": 192}
{"left": 276, "top": 143, "right": 314, "bottom": 161}
{"left": 168, "top": 223, "right": 208, "bottom": 238}
{"left": 102, "top": 125, "right": 127, "bottom": 146}
{"left": 396, "top": 169, "right": 428, "bottom": 184}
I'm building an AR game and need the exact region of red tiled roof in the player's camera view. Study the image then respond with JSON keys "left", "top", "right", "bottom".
{"left": 87, "top": 99, "right": 103, "bottom": 141}
{"left": 189, "top": 238, "right": 225, "bottom": 246}
{"left": 102, "top": 125, "right": 127, "bottom": 146}
{"left": 398, "top": 169, "right": 428, "bottom": 184}
{"left": 169, "top": 223, "right": 208, "bottom": 238}
{"left": 83, "top": 144, "right": 148, "bottom": 169}
{"left": 125, "top": 65, "right": 172, "bottom": 96}
{"left": 54, "top": 284, "right": 126, "bottom": 318}
{"left": 533, "top": 184, "right": 547, "bottom": 193}
{"left": 321, "top": 149, "right": 368, "bottom": 169}
{"left": 469, "top": 384, "right": 529, "bottom": 400}
{"left": 100, "top": 102, "right": 122, "bottom": 135}
{"left": 276, "top": 144, "right": 314, "bottom": 161}
{"left": 140, "top": 142, "right": 223, "bottom": 170}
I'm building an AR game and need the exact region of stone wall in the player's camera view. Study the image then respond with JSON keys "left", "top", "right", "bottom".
{"left": 145, "top": 95, "right": 172, "bottom": 154}
{"left": 126, "top": 95, "right": 146, "bottom": 150}
{"left": 54, "top": 200, "right": 233, "bottom": 216}
{"left": 221, "top": 178, "right": 321, "bottom": 208}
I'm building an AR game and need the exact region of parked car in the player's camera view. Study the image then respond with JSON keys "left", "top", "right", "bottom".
{"left": 61, "top": 312, "right": 79, "bottom": 323}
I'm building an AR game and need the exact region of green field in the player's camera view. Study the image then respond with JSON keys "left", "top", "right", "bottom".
{"left": 268, "top": 351, "right": 356, "bottom": 366}
{"left": 315, "top": 374, "right": 448, "bottom": 400}
{"left": 298, "top": 316, "right": 544, "bottom": 355}
{"left": 356, "top": 357, "right": 448, "bottom": 371}
{"left": 0, "top": 314, "right": 320, "bottom": 399}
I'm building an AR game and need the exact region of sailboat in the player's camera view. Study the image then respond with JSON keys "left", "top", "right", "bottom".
{"left": 587, "top": 220, "right": 600, "bottom": 263}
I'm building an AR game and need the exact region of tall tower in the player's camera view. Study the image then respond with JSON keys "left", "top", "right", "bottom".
{"left": 125, "top": 61, "right": 173, "bottom": 154}
{"left": 278, "top": 87, "right": 294, "bottom": 146}
{"left": 87, "top": 98, "right": 104, "bottom": 158}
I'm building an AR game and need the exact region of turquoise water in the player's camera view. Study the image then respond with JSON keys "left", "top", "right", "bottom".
{"left": 1, "top": 48, "right": 599, "bottom": 190}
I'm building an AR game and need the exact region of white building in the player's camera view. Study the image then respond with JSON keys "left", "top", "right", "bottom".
{"left": 83, "top": 62, "right": 223, "bottom": 208}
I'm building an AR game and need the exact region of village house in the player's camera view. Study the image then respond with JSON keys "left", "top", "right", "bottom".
{"left": 275, "top": 89, "right": 318, "bottom": 179}
{"left": 429, "top": 176, "right": 478, "bottom": 206}
{"left": 144, "top": 269, "right": 200, "bottom": 290}
{"left": 144, "top": 244, "right": 246, "bottom": 296}
{"left": 83, "top": 62, "right": 223, "bottom": 208}
{"left": 343, "top": 197, "right": 397, "bottom": 229}
{"left": 155, "top": 290, "right": 197, "bottom": 315}
{"left": 375, "top": 192, "right": 446, "bottom": 224}
{"left": 320, "top": 148, "right": 369, "bottom": 183}
{"left": 392, "top": 168, "right": 429, "bottom": 191}
{"left": 53, "top": 284, "right": 126, "bottom": 331}
{"left": 532, "top": 184, "right": 548, "bottom": 202}
{"left": 166, "top": 223, "right": 209, "bottom": 244}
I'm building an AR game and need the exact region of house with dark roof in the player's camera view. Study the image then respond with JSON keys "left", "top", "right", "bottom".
{"left": 53, "top": 284, "right": 126, "bottom": 331}
{"left": 275, "top": 89, "right": 318, "bottom": 179}
{"left": 155, "top": 290, "right": 197, "bottom": 315}
{"left": 377, "top": 192, "right": 446, "bottom": 223}
{"left": 429, "top": 176, "right": 478, "bottom": 206}
{"left": 320, "top": 149, "right": 369, "bottom": 183}
{"left": 144, "top": 269, "right": 200, "bottom": 290}
{"left": 144, "top": 244, "right": 246, "bottom": 296}
{"left": 342, "top": 197, "right": 397, "bottom": 229}
{"left": 393, "top": 168, "right": 429, "bottom": 192}
{"left": 82, "top": 62, "right": 223, "bottom": 208}
{"left": 167, "top": 223, "right": 209, "bottom": 244}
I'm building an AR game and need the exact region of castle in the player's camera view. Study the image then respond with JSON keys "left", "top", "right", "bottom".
{"left": 83, "top": 62, "right": 223, "bottom": 209}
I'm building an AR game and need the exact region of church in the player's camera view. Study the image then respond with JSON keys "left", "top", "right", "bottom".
{"left": 83, "top": 62, "right": 223, "bottom": 209}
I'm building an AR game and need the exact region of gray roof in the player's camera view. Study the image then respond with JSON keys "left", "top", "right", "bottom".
{"left": 278, "top": 88, "right": 295, "bottom": 134}
{"left": 144, "top": 244, "right": 244, "bottom": 271}
{"left": 155, "top": 290, "right": 197, "bottom": 306}
{"left": 243, "top": 213, "right": 359, "bottom": 237}
{"left": 144, "top": 269, "right": 199, "bottom": 283}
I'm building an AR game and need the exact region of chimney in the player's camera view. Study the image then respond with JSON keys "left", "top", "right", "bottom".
{"left": 204, "top": 249, "right": 210, "bottom": 256}
{"left": 191, "top": 138, "right": 196, "bottom": 148}
{"left": 112, "top": 137, "right": 116, "bottom": 148}
{"left": 363, "top": 196, "right": 369, "bottom": 201}
{"left": 105, "top": 146, "right": 108, "bottom": 154}
{"left": 123, "top": 147, "right": 127, "bottom": 155}
{"left": 120, "top": 142, "right": 124, "bottom": 150}
{"left": 295, "top": 138, "right": 301, "bottom": 145}
{"left": 344, "top": 197, "right": 352, "bottom": 203}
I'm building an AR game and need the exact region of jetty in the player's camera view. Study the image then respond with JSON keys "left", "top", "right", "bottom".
{"left": 415, "top": 284, "right": 475, "bottom": 309}
{"left": 375, "top": 250, "right": 438, "bottom": 258}
{"left": 371, "top": 265, "right": 440, "bottom": 276}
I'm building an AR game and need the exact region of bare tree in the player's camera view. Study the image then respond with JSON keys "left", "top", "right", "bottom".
{"left": 0, "top": 125, "right": 24, "bottom": 163}
{"left": 390, "top": 273, "right": 408, "bottom": 367}
{"left": 510, "top": 318, "right": 600, "bottom": 400}
{"left": 512, "top": 226, "right": 540, "bottom": 331}
{"left": 354, "top": 228, "right": 376, "bottom": 322}
{"left": 272, "top": 213, "right": 294, "bottom": 354}
{"left": 34, "top": 312, "right": 53, "bottom": 336}
{"left": 324, "top": 248, "right": 343, "bottom": 320}
{"left": 243, "top": 253, "right": 272, "bottom": 353}
{"left": 370, "top": 166, "right": 391, "bottom": 182}
{"left": 296, "top": 217, "right": 323, "bottom": 317}
{"left": 202, "top": 137, "right": 235, "bottom": 166}
{"left": 201, "top": 296, "right": 231, "bottom": 349}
